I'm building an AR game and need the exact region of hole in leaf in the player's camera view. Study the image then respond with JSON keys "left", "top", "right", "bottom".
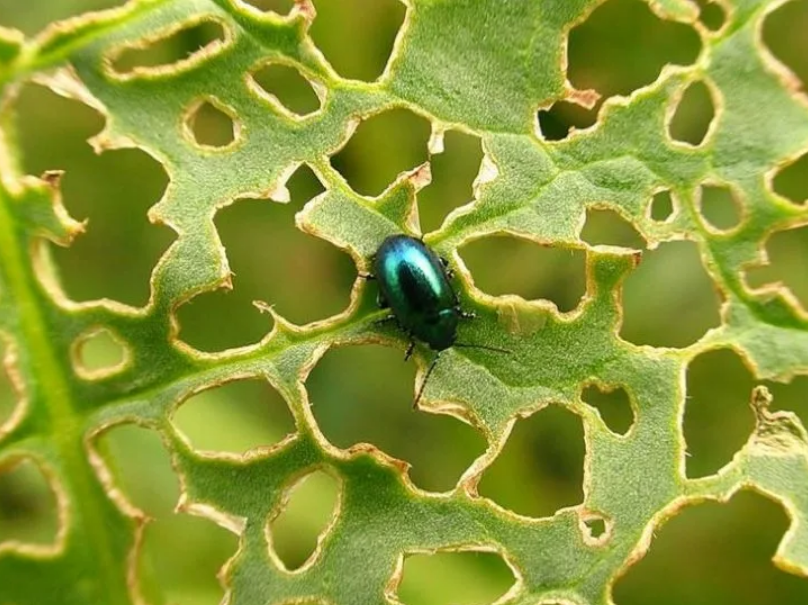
{"left": 694, "top": 0, "right": 726, "bottom": 31}
{"left": 768, "top": 375, "right": 808, "bottom": 430}
{"left": 111, "top": 19, "right": 226, "bottom": 74}
{"left": 581, "top": 383, "right": 634, "bottom": 436}
{"left": 186, "top": 99, "right": 238, "bottom": 149}
{"left": 0, "top": 0, "right": 126, "bottom": 35}
{"left": 698, "top": 183, "right": 742, "bottom": 232}
{"left": 309, "top": 0, "right": 406, "bottom": 82}
{"left": 397, "top": 550, "right": 517, "bottom": 605}
{"left": 251, "top": 62, "right": 323, "bottom": 116}
{"left": 772, "top": 152, "right": 808, "bottom": 206}
{"left": 613, "top": 490, "right": 808, "bottom": 605}
{"left": 177, "top": 165, "right": 353, "bottom": 352}
{"left": 138, "top": 514, "right": 237, "bottom": 605}
{"left": 460, "top": 236, "right": 586, "bottom": 313}
{"left": 331, "top": 108, "right": 431, "bottom": 197}
{"left": 649, "top": 190, "right": 675, "bottom": 222}
{"left": 15, "top": 84, "right": 174, "bottom": 307}
{"left": 417, "top": 130, "right": 484, "bottom": 233}
{"left": 582, "top": 514, "right": 609, "bottom": 542}
{"left": 478, "top": 405, "right": 585, "bottom": 518}
{"left": 173, "top": 378, "right": 296, "bottom": 455}
{"left": 762, "top": 0, "right": 808, "bottom": 91}
{"left": 0, "top": 339, "right": 21, "bottom": 433}
{"left": 268, "top": 469, "right": 340, "bottom": 571}
{"left": 746, "top": 224, "right": 808, "bottom": 311}
{"left": 0, "top": 458, "right": 59, "bottom": 547}
{"left": 684, "top": 349, "right": 756, "bottom": 478}
{"left": 307, "top": 344, "right": 486, "bottom": 492}
{"left": 238, "top": 0, "right": 294, "bottom": 14}
{"left": 568, "top": 0, "right": 701, "bottom": 99}
{"left": 580, "top": 207, "right": 646, "bottom": 249}
{"left": 537, "top": 100, "right": 599, "bottom": 141}
{"left": 620, "top": 241, "right": 721, "bottom": 348}
{"left": 71, "top": 327, "right": 128, "bottom": 380}
{"left": 668, "top": 80, "right": 715, "bottom": 147}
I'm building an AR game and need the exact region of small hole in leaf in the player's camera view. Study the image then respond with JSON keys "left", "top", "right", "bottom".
{"left": 72, "top": 327, "right": 128, "bottom": 379}
{"left": 251, "top": 62, "right": 322, "bottom": 116}
{"left": 698, "top": 183, "right": 742, "bottom": 232}
{"left": 537, "top": 100, "right": 599, "bottom": 141}
{"left": 177, "top": 165, "right": 352, "bottom": 352}
{"left": 15, "top": 84, "right": 174, "bottom": 307}
{"left": 583, "top": 515, "right": 609, "bottom": 542}
{"left": 238, "top": 0, "right": 294, "bottom": 14}
{"left": 397, "top": 550, "right": 517, "bottom": 605}
{"left": 613, "top": 491, "right": 808, "bottom": 605}
{"left": 173, "top": 378, "right": 295, "bottom": 455}
{"left": 138, "top": 514, "right": 237, "bottom": 605}
{"left": 0, "top": 458, "right": 59, "bottom": 547}
{"left": 309, "top": 0, "right": 406, "bottom": 82}
{"left": 620, "top": 241, "right": 721, "bottom": 348}
{"left": 581, "top": 383, "right": 634, "bottom": 436}
{"left": 684, "top": 349, "right": 756, "bottom": 478}
{"left": 580, "top": 207, "right": 646, "bottom": 249}
{"left": 0, "top": 0, "right": 127, "bottom": 35}
{"left": 307, "top": 344, "right": 486, "bottom": 492}
{"left": 762, "top": 0, "right": 808, "bottom": 91}
{"left": 187, "top": 99, "right": 238, "bottom": 149}
{"left": 331, "top": 108, "right": 431, "bottom": 197}
{"left": 694, "top": 0, "right": 726, "bottom": 31}
{"left": 668, "top": 80, "right": 715, "bottom": 147}
{"left": 745, "top": 224, "right": 808, "bottom": 312}
{"left": 268, "top": 469, "right": 340, "bottom": 571}
{"left": 417, "top": 130, "right": 484, "bottom": 233}
{"left": 461, "top": 236, "right": 586, "bottom": 313}
{"left": 772, "top": 152, "right": 808, "bottom": 206}
{"left": 111, "top": 19, "right": 226, "bottom": 74}
{"left": 568, "top": 0, "right": 701, "bottom": 99}
{"left": 649, "top": 190, "right": 675, "bottom": 222}
{"left": 478, "top": 405, "right": 585, "bottom": 518}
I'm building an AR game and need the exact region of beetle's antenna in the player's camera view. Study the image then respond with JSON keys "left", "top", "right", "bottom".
{"left": 413, "top": 354, "right": 440, "bottom": 409}
{"left": 454, "top": 343, "right": 512, "bottom": 354}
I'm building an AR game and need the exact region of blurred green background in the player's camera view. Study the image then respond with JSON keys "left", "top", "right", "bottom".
{"left": 1, "top": 0, "right": 808, "bottom": 604}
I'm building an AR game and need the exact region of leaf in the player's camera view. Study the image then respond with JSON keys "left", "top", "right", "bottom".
{"left": 0, "top": 0, "right": 807, "bottom": 604}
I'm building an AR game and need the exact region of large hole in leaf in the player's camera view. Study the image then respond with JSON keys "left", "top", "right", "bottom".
{"left": 772, "top": 152, "right": 808, "bottom": 206}
{"left": 649, "top": 189, "right": 676, "bottom": 222}
{"left": 698, "top": 183, "right": 743, "bottom": 232}
{"left": 580, "top": 383, "right": 635, "bottom": 436}
{"left": 331, "top": 108, "right": 431, "bottom": 197}
{"left": 461, "top": 237, "right": 586, "bottom": 313}
{"left": 613, "top": 491, "right": 808, "bottom": 605}
{"left": 309, "top": 0, "right": 406, "bottom": 82}
{"left": 684, "top": 349, "right": 757, "bottom": 478}
{"left": 478, "top": 405, "right": 585, "bottom": 518}
{"left": 0, "top": 0, "right": 126, "bottom": 35}
{"left": 186, "top": 98, "right": 239, "bottom": 149}
{"left": 15, "top": 84, "right": 174, "bottom": 307}
{"left": 568, "top": 0, "right": 701, "bottom": 99}
{"left": 620, "top": 241, "right": 721, "bottom": 348}
{"left": 172, "top": 378, "right": 296, "bottom": 455}
{"left": 580, "top": 207, "right": 646, "bottom": 249}
{"left": 267, "top": 469, "right": 340, "bottom": 571}
{"left": 97, "top": 425, "right": 236, "bottom": 605}
{"left": 250, "top": 62, "right": 323, "bottom": 117}
{"left": 762, "top": 0, "right": 808, "bottom": 91}
{"left": 397, "top": 550, "right": 517, "bottom": 605}
{"left": 71, "top": 327, "right": 129, "bottom": 380}
{"left": 110, "top": 19, "right": 226, "bottom": 75}
{"left": 177, "top": 165, "right": 353, "bottom": 352}
{"left": 537, "top": 100, "right": 599, "bottom": 142}
{"left": 0, "top": 458, "right": 60, "bottom": 547}
{"left": 746, "top": 223, "right": 808, "bottom": 312}
{"left": 307, "top": 344, "right": 487, "bottom": 492}
{"left": 417, "top": 130, "right": 484, "bottom": 233}
{"left": 668, "top": 80, "right": 716, "bottom": 147}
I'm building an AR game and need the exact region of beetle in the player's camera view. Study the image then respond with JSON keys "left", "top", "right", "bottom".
{"left": 364, "top": 234, "right": 508, "bottom": 407}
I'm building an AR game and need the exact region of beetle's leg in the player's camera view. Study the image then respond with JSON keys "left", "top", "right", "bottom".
{"left": 358, "top": 272, "right": 376, "bottom": 280}
{"left": 376, "top": 290, "right": 389, "bottom": 309}
{"left": 374, "top": 314, "right": 397, "bottom": 326}
{"left": 456, "top": 305, "right": 476, "bottom": 320}
{"left": 404, "top": 341, "right": 415, "bottom": 361}
{"left": 439, "top": 257, "right": 456, "bottom": 279}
